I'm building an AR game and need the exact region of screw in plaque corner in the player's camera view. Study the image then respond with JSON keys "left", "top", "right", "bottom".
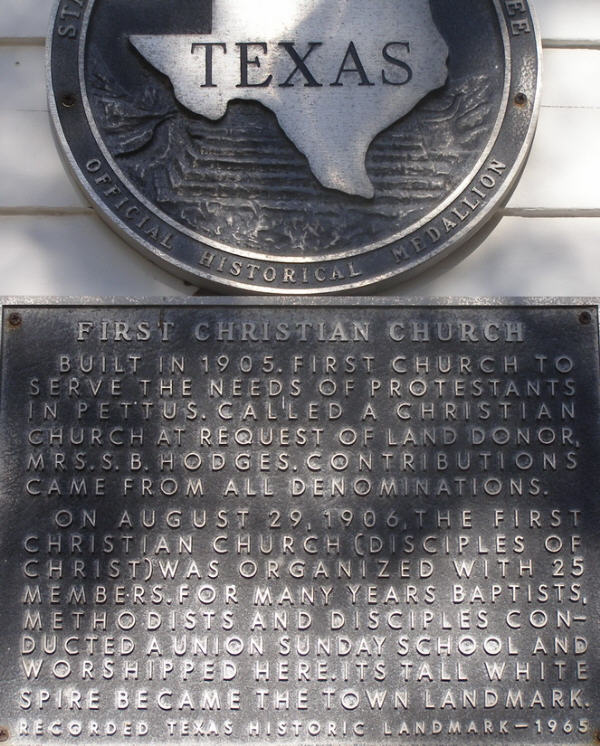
{"left": 7, "top": 312, "right": 21, "bottom": 328}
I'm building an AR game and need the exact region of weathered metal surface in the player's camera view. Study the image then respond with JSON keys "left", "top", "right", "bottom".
{"left": 48, "top": 1, "right": 540, "bottom": 293}
{"left": 0, "top": 298, "right": 598, "bottom": 744}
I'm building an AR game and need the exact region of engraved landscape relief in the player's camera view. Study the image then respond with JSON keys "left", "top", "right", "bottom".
{"left": 130, "top": 0, "right": 448, "bottom": 198}
{"left": 88, "top": 1, "right": 501, "bottom": 256}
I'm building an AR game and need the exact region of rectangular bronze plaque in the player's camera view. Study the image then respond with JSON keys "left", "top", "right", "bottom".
{"left": 0, "top": 299, "right": 599, "bottom": 744}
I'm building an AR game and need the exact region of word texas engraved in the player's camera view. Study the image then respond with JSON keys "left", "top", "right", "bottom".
{"left": 49, "top": 0, "right": 540, "bottom": 292}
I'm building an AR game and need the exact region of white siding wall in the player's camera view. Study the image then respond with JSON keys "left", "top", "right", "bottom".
{"left": 1, "top": 0, "right": 599, "bottom": 297}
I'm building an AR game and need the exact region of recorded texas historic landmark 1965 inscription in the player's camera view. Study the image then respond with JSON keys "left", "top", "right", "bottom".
{"left": 0, "top": 299, "right": 598, "bottom": 744}
{"left": 48, "top": 0, "right": 540, "bottom": 292}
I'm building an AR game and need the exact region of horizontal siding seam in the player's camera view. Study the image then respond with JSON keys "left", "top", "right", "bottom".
{"left": 501, "top": 208, "right": 600, "bottom": 218}
{"left": 2, "top": 207, "right": 600, "bottom": 219}
{"left": 0, "top": 36, "right": 599, "bottom": 49}
{"left": 543, "top": 39, "right": 600, "bottom": 49}
{"left": 540, "top": 104, "right": 600, "bottom": 111}
{"left": 0, "top": 37, "right": 44, "bottom": 46}
{"left": 0, "top": 207, "right": 92, "bottom": 216}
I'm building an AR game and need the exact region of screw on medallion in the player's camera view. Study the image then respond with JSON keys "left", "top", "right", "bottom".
{"left": 514, "top": 91, "right": 528, "bottom": 107}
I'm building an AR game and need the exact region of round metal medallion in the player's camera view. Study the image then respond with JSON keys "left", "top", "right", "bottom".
{"left": 48, "top": 0, "right": 540, "bottom": 293}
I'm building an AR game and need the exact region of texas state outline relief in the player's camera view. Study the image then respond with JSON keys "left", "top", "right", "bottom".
{"left": 131, "top": 0, "right": 448, "bottom": 198}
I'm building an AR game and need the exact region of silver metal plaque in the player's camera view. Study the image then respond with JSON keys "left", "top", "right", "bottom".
{"left": 47, "top": 1, "right": 540, "bottom": 293}
{"left": 0, "top": 298, "right": 599, "bottom": 744}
